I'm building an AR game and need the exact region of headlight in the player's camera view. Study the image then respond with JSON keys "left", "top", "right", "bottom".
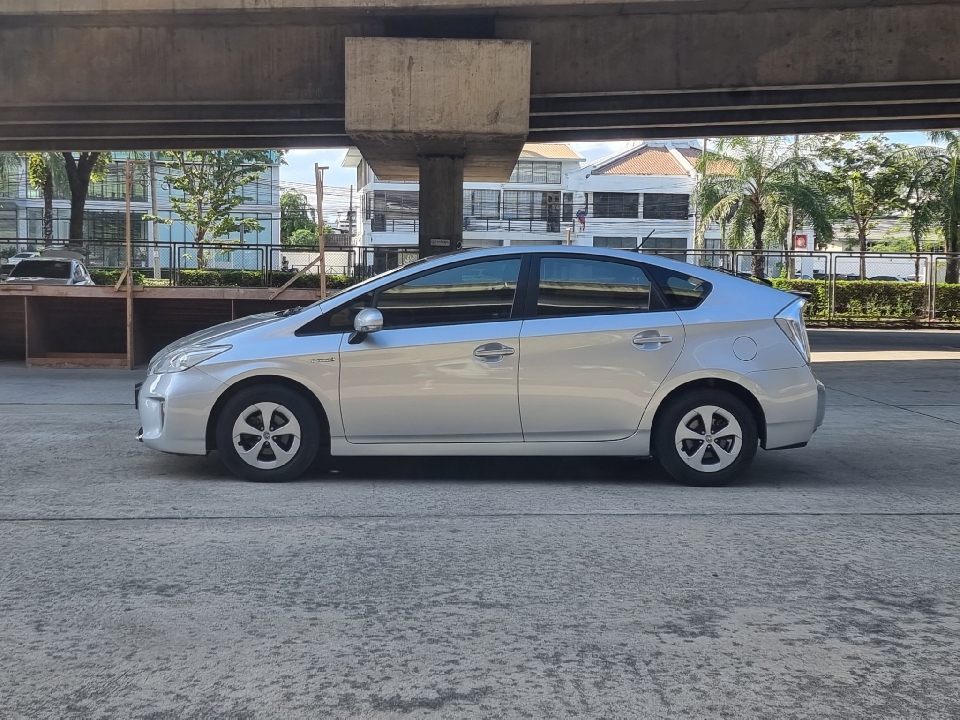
{"left": 149, "top": 345, "right": 231, "bottom": 375}
{"left": 775, "top": 299, "right": 811, "bottom": 364}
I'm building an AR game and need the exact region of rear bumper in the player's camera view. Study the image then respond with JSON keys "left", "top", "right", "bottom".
{"left": 745, "top": 366, "right": 821, "bottom": 450}
{"left": 815, "top": 379, "right": 827, "bottom": 431}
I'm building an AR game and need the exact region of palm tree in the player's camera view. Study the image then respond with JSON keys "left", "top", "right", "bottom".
{"left": 694, "top": 136, "right": 834, "bottom": 278}
{"left": 899, "top": 131, "right": 960, "bottom": 283}
{"left": 26, "top": 153, "right": 70, "bottom": 244}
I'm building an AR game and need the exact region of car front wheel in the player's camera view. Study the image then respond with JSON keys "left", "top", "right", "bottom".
{"left": 653, "top": 389, "right": 759, "bottom": 487}
{"left": 215, "top": 384, "right": 320, "bottom": 482}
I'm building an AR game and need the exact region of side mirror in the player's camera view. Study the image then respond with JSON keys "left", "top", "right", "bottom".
{"left": 348, "top": 307, "right": 383, "bottom": 344}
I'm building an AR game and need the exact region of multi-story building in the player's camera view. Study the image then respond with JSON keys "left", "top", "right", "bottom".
{"left": 343, "top": 140, "right": 724, "bottom": 258}
{"left": 0, "top": 153, "right": 281, "bottom": 263}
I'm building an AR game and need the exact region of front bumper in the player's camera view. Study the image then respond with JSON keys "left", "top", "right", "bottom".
{"left": 136, "top": 369, "right": 225, "bottom": 456}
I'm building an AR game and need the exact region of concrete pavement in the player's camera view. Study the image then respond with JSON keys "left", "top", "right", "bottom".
{"left": 1, "top": 329, "right": 959, "bottom": 718}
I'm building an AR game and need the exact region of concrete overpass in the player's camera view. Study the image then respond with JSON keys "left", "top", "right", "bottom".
{"left": 3, "top": 0, "right": 960, "bottom": 252}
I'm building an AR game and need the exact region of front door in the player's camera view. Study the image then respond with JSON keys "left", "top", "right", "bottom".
{"left": 518, "top": 254, "right": 684, "bottom": 441}
{"left": 339, "top": 256, "right": 525, "bottom": 443}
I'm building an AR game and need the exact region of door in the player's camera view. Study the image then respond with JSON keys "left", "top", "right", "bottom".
{"left": 519, "top": 255, "right": 684, "bottom": 441}
{"left": 339, "top": 256, "right": 525, "bottom": 443}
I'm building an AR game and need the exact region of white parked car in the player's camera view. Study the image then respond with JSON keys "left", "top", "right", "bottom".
{"left": 7, "top": 251, "right": 40, "bottom": 266}
{"left": 136, "top": 247, "right": 825, "bottom": 486}
{"left": 3, "top": 258, "right": 94, "bottom": 285}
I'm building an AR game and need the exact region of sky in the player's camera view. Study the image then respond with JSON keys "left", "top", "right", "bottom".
{"left": 281, "top": 132, "right": 933, "bottom": 222}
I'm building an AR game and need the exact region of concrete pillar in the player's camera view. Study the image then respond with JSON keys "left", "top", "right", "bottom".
{"left": 419, "top": 155, "right": 464, "bottom": 257}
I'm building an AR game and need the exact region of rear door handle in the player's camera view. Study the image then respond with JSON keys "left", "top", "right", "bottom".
{"left": 633, "top": 332, "right": 673, "bottom": 348}
{"left": 474, "top": 343, "right": 516, "bottom": 362}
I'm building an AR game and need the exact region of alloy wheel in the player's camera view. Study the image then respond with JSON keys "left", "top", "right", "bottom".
{"left": 232, "top": 402, "right": 302, "bottom": 470}
{"left": 674, "top": 405, "right": 743, "bottom": 473}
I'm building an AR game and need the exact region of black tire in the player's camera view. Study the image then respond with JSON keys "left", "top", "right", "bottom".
{"left": 653, "top": 388, "right": 759, "bottom": 487}
{"left": 215, "top": 383, "right": 321, "bottom": 482}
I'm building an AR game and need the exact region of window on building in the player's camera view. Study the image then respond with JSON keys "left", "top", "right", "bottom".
{"left": 366, "top": 190, "right": 419, "bottom": 232}
{"left": 85, "top": 163, "right": 148, "bottom": 202}
{"left": 593, "top": 237, "right": 637, "bottom": 249}
{"left": 376, "top": 258, "right": 522, "bottom": 328}
{"left": 643, "top": 193, "right": 690, "bottom": 220}
{"left": 0, "top": 161, "right": 21, "bottom": 198}
{"left": 463, "top": 189, "right": 500, "bottom": 219}
{"left": 536, "top": 257, "right": 651, "bottom": 317}
{"left": 593, "top": 192, "right": 639, "bottom": 219}
{"left": 0, "top": 208, "right": 17, "bottom": 238}
{"left": 241, "top": 167, "right": 276, "bottom": 205}
{"left": 642, "top": 237, "right": 688, "bottom": 261}
{"left": 562, "top": 192, "right": 574, "bottom": 222}
{"left": 502, "top": 190, "right": 562, "bottom": 231}
{"left": 509, "top": 160, "right": 562, "bottom": 184}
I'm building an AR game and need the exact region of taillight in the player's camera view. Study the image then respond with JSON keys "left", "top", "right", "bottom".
{"left": 775, "top": 299, "right": 811, "bottom": 364}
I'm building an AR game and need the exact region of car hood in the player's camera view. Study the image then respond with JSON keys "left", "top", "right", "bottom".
{"left": 155, "top": 312, "right": 283, "bottom": 359}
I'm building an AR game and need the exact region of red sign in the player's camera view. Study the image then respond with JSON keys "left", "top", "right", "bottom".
{"left": 794, "top": 234, "right": 808, "bottom": 250}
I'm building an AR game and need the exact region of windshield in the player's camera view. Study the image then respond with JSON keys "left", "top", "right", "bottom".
{"left": 304, "top": 254, "right": 458, "bottom": 309}
{"left": 11, "top": 260, "right": 72, "bottom": 278}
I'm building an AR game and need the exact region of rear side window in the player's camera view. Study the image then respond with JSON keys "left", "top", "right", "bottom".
{"left": 645, "top": 265, "right": 711, "bottom": 310}
{"left": 536, "top": 257, "right": 651, "bottom": 317}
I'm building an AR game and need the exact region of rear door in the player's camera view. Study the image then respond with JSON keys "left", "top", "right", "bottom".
{"left": 518, "top": 254, "right": 684, "bottom": 442}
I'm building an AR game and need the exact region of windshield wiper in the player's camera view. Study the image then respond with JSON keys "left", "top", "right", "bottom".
{"left": 276, "top": 306, "right": 304, "bottom": 317}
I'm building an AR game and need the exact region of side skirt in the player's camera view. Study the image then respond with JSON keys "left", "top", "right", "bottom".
{"left": 330, "top": 431, "right": 652, "bottom": 457}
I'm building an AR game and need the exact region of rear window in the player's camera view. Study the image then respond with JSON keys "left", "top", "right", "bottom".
{"left": 644, "top": 265, "right": 711, "bottom": 310}
{"left": 11, "top": 260, "right": 72, "bottom": 279}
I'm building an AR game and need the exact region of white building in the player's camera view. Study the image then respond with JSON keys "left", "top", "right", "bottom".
{"left": 343, "top": 140, "right": 723, "bottom": 257}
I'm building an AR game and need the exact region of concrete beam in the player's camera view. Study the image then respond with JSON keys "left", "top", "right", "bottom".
{"left": 1, "top": 2, "right": 960, "bottom": 150}
{"left": 344, "top": 38, "right": 530, "bottom": 181}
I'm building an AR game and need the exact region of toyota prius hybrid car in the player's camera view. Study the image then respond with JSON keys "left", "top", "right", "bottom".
{"left": 136, "top": 247, "right": 825, "bottom": 486}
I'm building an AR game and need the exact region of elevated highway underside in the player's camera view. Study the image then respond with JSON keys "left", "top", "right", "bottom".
{"left": 2, "top": 0, "right": 960, "bottom": 151}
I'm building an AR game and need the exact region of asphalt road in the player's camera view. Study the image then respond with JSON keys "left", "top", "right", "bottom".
{"left": 2, "top": 329, "right": 960, "bottom": 719}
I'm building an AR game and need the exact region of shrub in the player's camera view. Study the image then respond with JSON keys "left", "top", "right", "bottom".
{"left": 772, "top": 278, "right": 960, "bottom": 321}
{"left": 89, "top": 268, "right": 147, "bottom": 286}
{"left": 771, "top": 279, "right": 828, "bottom": 317}
{"left": 217, "top": 270, "right": 265, "bottom": 287}
{"left": 177, "top": 269, "right": 224, "bottom": 287}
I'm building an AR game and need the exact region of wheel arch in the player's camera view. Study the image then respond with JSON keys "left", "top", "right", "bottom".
{"left": 648, "top": 377, "right": 767, "bottom": 451}
{"left": 205, "top": 374, "right": 331, "bottom": 454}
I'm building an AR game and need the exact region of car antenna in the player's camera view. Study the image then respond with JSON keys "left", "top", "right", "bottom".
{"left": 634, "top": 230, "right": 656, "bottom": 252}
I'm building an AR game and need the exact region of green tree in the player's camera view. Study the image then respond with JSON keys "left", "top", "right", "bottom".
{"left": 816, "top": 134, "right": 909, "bottom": 279}
{"left": 695, "top": 136, "right": 834, "bottom": 278}
{"left": 280, "top": 189, "right": 317, "bottom": 244}
{"left": 62, "top": 152, "right": 110, "bottom": 240}
{"left": 148, "top": 151, "right": 275, "bottom": 268}
{"left": 26, "top": 153, "right": 70, "bottom": 243}
{"left": 899, "top": 131, "right": 960, "bottom": 283}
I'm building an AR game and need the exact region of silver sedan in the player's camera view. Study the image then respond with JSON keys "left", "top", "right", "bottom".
{"left": 136, "top": 247, "right": 825, "bottom": 486}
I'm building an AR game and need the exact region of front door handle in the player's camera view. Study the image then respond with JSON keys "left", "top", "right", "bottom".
{"left": 474, "top": 343, "right": 516, "bottom": 362}
{"left": 633, "top": 332, "right": 673, "bottom": 349}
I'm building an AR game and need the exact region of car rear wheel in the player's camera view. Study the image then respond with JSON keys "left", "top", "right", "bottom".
{"left": 653, "top": 389, "right": 758, "bottom": 487}
{"left": 215, "top": 384, "right": 320, "bottom": 482}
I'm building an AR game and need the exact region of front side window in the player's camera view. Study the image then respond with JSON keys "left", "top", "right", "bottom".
{"left": 536, "top": 257, "right": 651, "bottom": 317}
{"left": 377, "top": 258, "right": 522, "bottom": 329}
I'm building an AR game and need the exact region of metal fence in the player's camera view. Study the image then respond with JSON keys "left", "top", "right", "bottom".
{"left": 4, "top": 239, "right": 960, "bottom": 324}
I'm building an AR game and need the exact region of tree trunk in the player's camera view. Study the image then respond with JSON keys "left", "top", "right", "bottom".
{"left": 946, "top": 223, "right": 960, "bottom": 285}
{"left": 859, "top": 225, "right": 868, "bottom": 280}
{"left": 62, "top": 152, "right": 100, "bottom": 241}
{"left": 751, "top": 209, "right": 766, "bottom": 278}
{"left": 41, "top": 166, "right": 53, "bottom": 244}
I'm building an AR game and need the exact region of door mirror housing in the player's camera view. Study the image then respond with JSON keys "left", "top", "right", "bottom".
{"left": 349, "top": 307, "right": 383, "bottom": 344}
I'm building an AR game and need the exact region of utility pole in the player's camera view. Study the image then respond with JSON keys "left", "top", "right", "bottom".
{"left": 124, "top": 160, "right": 134, "bottom": 369}
{"left": 315, "top": 164, "right": 328, "bottom": 298}
{"left": 786, "top": 134, "right": 799, "bottom": 279}
{"left": 149, "top": 151, "right": 160, "bottom": 280}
